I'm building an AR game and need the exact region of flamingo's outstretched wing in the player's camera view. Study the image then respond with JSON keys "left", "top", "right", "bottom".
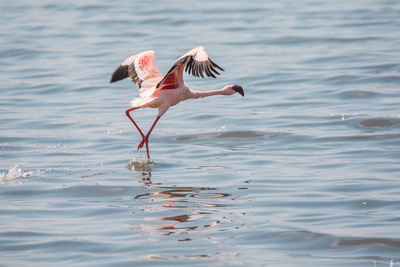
{"left": 110, "top": 50, "right": 162, "bottom": 89}
{"left": 156, "top": 46, "right": 224, "bottom": 90}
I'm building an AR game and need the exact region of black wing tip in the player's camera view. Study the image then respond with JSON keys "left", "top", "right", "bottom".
{"left": 209, "top": 58, "right": 224, "bottom": 72}
{"left": 110, "top": 65, "right": 129, "bottom": 83}
{"left": 184, "top": 56, "right": 225, "bottom": 79}
{"left": 207, "top": 60, "right": 223, "bottom": 78}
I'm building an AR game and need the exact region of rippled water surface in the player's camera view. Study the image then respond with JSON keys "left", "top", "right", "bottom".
{"left": 1, "top": 0, "right": 400, "bottom": 266}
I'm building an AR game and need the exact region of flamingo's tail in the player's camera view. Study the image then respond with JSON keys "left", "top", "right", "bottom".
{"left": 130, "top": 97, "right": 157, "bottom": 108}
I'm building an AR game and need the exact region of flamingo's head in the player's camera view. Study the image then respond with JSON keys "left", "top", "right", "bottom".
{"left": 230, "top": 85, "right": 244, "bottom": 97}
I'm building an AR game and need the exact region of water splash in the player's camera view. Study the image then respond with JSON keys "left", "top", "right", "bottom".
{"left": 0, "top": 165, "right": 35, "bottom": 182}
{"left": 128, "top": 158, "right": 154, "bottom": 172}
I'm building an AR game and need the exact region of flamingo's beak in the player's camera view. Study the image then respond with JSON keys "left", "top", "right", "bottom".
{"left": 232, "top": 85, "right": 244, "bottom": 97}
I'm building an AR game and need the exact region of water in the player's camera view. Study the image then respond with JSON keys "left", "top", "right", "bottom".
{"left": 1, "top": 0, "right": 400, "bottom": 266}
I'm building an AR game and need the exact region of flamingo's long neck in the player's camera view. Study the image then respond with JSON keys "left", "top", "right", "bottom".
{"left": 189, "top": 88, "right": 231, "bottom": 99}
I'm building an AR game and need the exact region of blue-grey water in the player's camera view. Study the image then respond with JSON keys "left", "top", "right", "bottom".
{"left": 1, "top": 1, "right": 400, "bottom": 266}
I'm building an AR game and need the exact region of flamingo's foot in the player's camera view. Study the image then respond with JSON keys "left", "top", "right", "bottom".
{"left": 137, "top": 137, "right": 148, "bottom": 150}
{"left": 137, "top": 139, "right": 145, "bottom": 150}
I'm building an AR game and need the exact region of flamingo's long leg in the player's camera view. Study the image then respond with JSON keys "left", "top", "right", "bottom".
{"left": 138, "top": 116, "right": 161, "bottom": 159}
{"left": 125, "top": 107, "right": 145, "bottom": 144}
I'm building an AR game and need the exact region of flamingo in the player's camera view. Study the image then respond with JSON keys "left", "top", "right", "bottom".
{"left": 110, "top": 46, "right": 244, "bottom": 159}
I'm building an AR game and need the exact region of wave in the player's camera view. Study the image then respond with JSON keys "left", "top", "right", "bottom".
{"left": 173, "top": 131, "right": 281, "bottom": 142}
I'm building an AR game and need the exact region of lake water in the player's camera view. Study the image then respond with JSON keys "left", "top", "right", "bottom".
{"left": 1, "top": 0, "right": 400, "bottom": 266}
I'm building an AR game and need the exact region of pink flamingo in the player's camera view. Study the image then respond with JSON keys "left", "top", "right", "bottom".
{"left": 110, "top": 46, "right": 244, "bottom": 159}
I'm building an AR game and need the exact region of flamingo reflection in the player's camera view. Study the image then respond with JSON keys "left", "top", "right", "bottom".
{"left": 131, "top": 168, "right": 230, "bottom": 237}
